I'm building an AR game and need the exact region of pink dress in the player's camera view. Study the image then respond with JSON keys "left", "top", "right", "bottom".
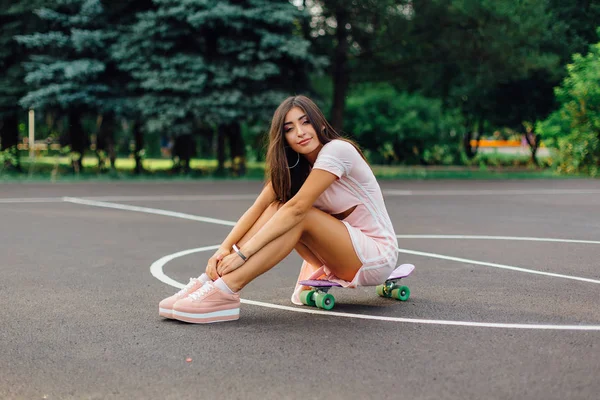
{"left": 291, "top": 139, "right": 399, "bottom": 304}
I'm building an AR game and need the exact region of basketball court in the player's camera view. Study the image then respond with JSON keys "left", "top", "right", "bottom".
{"left": 1, "top": 179, "right": 599, "bottom": 399}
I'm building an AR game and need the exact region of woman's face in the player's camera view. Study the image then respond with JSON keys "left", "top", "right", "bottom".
{"left": 283, "top": 106, "right": 321, "bottom": 155}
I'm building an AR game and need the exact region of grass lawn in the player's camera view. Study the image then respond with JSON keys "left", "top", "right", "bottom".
{"left": 25, "top": 156, "right": 227, "bottom": 171}
{"left": 0, "top": 154, "right": 578, "bottom": 182}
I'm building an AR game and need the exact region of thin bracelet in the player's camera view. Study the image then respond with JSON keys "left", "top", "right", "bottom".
{"left": 232, "top": 244, "right": 247, "bottom": 261}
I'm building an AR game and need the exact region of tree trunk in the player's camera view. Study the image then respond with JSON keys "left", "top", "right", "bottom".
{"left": 67, "top": 111, "right": 87, "bottom": 173}
{"left": 301, "top": 0, "right": 311, "bottom": 40}
{"left": 0, "top": 114, "right": 22, "bottom": 172}
{"left": 462, "top": 115, "right": 476, "bottom": 159}
{"left": 133, "top": 120, "right": 146, "bottom": 174}
{"left": 97, "top": 112, "right": 117, "bottom": 171}
{"left": 474, "top": 116, "right": 484, "bottom": 154}
{"left": 227, "top": 122, "right": 246, "bottom": 176}
{"left": 216, "top": 124, "right": 226, "bottom": 174}
{"left": 331, "top": 9, "right": 350, "bottom": 132}
{"left": 524, "top": 128, "right": 539, "bottom": 166}
{"left": 463, "top": 116, "right": 483, "bottom": 159}
{"left": 94, "top": 115, "right": 105, "bottom": 170}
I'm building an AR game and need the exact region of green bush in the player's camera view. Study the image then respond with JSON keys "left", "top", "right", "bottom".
{"left": 537, "top": 31, "right": 600, "bottom": 176}
{"left": 344, "top": 84, "right": 463, "bottom": 165}
{"left": 0, "top": 149, "right": 17, "bottom": 171}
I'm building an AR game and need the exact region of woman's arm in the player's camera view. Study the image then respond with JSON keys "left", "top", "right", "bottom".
{"left": 205, "top": 182, "right": 276, "bottom": 279}
{"left": 220, "top": 181, "right": 276, "bottom": 251}
{"left": 216, "top": 140, "right": 359, "bottom": 276}
{"left": 236, "top": 169, "right": 337, "bottom": 261}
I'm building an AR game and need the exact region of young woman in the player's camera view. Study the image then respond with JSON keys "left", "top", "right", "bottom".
{"left": 159, "top": 95, "right": 398, "bottom": 323}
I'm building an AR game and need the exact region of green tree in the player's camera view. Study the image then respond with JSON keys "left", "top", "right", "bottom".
{"left": 0, "top": 0, "right": 51, "bottom": 171}
{"left": 345, "top": 84, "right": 463, "bottom": 165}
{"left": 100, "top": 0, "right": 154, "bottom": 174}
{"left": 16, "top": 0, "right": 116, "bottom": 172}
{"left": 397, "top": 0, "right": 559, "bottom": 158}
{"left": 113, "top": 0, "right": 318, "bottom": 174}
{"left": 537, "top": 31, "right": 600, "bottom": 176}
{"left": 549, "top": 0, "right": 600, "bottom": 62}
{"left": 16, "top": 0, "right": 155, "bottom": 173}
{"left": 486, "top": 0, "right": 600, "bottom": 165}
{"left": 296, "top": 0, "right": 410, "bottom": 130}
{"left": 301, "top": 0, "right": 567, "bottom": 164}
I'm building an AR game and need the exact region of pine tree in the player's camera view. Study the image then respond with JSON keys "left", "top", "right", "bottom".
{"left": 16, "top": 0, "right": 154, "bottom": 172}
{"left": 16, "top": 0, "right": 114, "bottom": 171}
{"left": 113, "top": 0, "right": 319, "bottom": 174}
{"left": 0, "top": 0, "right": 51, "bottom": 171}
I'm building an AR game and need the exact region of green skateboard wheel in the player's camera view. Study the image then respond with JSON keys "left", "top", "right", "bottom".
{"left": 376, "top": 284, "right": 389, "bottom": 297}
{"left": 315, "top": 293, "right": 335, "bottom": 310}
{"left": 392, "top": 286, "right": 410, "bottom": 301}
{"left": 300, "top": 290, "right": 316, "bottom": 307}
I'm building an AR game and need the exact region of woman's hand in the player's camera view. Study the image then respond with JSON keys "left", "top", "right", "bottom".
{"left": 216, "top": 252, "right": 246, "bottom": 277}
{"left": 206, "top": 248, "right": 230, "bottom": 280}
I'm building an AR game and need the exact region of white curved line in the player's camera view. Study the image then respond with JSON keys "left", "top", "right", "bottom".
{"left": 396, "top": 248, "right": 600, "bottom": 284}
{"left": 69, "top": 197, "right": 599, "bottom": 284}
{"left": 238, "top": 300, "right": 600, "bottom": 330}
{"left": 150, "top": 245, "right": 221, "bottom": 287}
{"left": 151, "top": 246, "right": 600, "bottom": 331}
{"left": 63, "top": 197, "right": 600, "bottom": 330}
{"left": 397, "top": 235, "right": 600, "bottom": 245}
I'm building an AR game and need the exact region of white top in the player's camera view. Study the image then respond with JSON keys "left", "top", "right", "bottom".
{"left": 311, "top": 139, "right": 397, "bottom": 250}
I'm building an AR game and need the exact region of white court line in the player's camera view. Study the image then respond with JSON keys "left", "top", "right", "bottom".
{"left": 397, "top": 235, "right": 600, "bottom": 245}
{"left": 96, "top": 189, "right": 600, "bottom": 199}
{"left": 62, "top": 197, "right": 600, "bottom": 330}
{"left": 396, "top": 248, "right": 600, "bottom": 284}
{"left": 63, "top": 197, "right": 236, "bottom": 226}
{"left": 151, "top": 246, "right": 221, "bottom": 288}
{"left": 0, "top": 197, "right": 65, "bottom": 203}
{"left": 0, "top": 194, "right": 256, "bottom": 204}
{"left": 83, "top": 194, "right": 258, "bottom": 202}
{"left": 383, "top": 189, "right": 600, "bottom": 196}
{"left": 151, "top": 246, "right": 600, "bottom": 331}
{"left": 1, "top": 187, "right": 600, "bottom": 204}
{"left": 66, "top": 198, "right": 599, "bottom": 283}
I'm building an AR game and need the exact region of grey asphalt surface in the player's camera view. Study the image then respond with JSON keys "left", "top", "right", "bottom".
{"left": 1, "top": 179, "right": 599, "bottom": 400}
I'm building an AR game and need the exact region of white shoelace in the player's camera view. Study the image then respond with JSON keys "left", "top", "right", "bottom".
{"left": 189, "top": 283, "right": 215, "bottom": 301}
{"left": 177, "top": 278, "right": 199, "bottom": 296}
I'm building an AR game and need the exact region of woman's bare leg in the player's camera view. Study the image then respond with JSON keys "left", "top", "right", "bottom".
{"left": 294, "top": 241, "right": 324, "bottom": 268}
{"left": 235, "top": 203, "right": 324, "bottom": 270}
{"left": 221, "top": 205, "right": 362, "bottom": 292}
{"left": 235, "top": 203, "right": 280, "bottom": 249}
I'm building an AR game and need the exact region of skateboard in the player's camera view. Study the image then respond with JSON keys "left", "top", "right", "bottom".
{"left": 298, "top": 263, "right": 415, "bottom": 310}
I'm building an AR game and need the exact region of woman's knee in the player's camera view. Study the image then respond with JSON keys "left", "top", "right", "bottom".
{"left": 300, "top": 207, "right": 326, "bottom": 239}
{"left": 305, "top": 206, "right": 328, "bottom": 223}
{"left": 259, "top": 201, "right": 281, "bottom": 221}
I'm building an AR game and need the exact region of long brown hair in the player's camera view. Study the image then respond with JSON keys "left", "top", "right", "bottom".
{"left": 265, "top": 95, "right": 365, "bottom": 203}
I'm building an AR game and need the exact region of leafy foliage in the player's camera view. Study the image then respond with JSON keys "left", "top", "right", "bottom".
{"left": 345, "top": 84, "right": 463, "bottom": 165}
{"left": 2, "top": 0, "right": 600, "bottom": 175}
{"left": 537, "top": 32, "right": 600, "bottom": 176}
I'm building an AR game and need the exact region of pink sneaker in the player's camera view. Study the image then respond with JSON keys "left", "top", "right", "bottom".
{"left": 172, "top": 282, "right": 240, "bottom": 324}
{"left": 159, "top": 277, "right": 206, "bottom": 319}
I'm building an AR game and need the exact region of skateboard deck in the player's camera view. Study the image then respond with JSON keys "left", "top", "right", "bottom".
{"left": 298, "top": 263, "right": 415, "bottom": 310}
